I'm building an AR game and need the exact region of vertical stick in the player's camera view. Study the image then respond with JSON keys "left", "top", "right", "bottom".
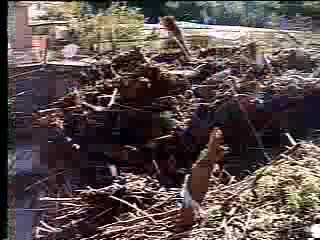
{"left": 43, "top": 37, "right": 48, "bottom": 64}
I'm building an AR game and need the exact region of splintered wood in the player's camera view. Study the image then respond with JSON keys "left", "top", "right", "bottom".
{"left": 189, "top": 128, "right": 225, "bottom": 204}
{"left": 176, "top": 128, "right": 225, "bottom": 230}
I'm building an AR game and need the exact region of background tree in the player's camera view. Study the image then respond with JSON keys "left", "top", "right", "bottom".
{"left": 144, "top": 1, "right": 320, "bottom": 27}
{"left": 303, "top": 1, "right": 320, "bottom": 17}
{"left": 48, "top": 2, "right": 144, "bottom": 52}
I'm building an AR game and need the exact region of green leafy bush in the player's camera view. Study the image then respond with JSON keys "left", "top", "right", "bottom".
{"left": 111, "top": 6, "right": 144, "bottom": 41}
{"left": 67, "top": 4, "right": 144, "bottom": 51}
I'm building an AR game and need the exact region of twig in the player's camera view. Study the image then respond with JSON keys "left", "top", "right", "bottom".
{"left": 40, "top": 197, "right": 82, "bottom": 201}
{"left": 107, "top": 88, "right": 118, "bottom": 109}
{"left": 284, "top": 132, "right": 297, "bottom": 146}
{"left": 226, "top": 75, "right": 272, "bottom": 162}
{"left": 242, "top": 201, "right": 280, "bottom": 238}
{"left": 98, "top": 209, "right": 179, "bottom": 230}
{"left": 172, "top": 36, "right": 192, "bottom": 61}
{"left": 168, "top": 229, "right": 193, "bottom": 239}
{"left": 221, "top": 217, "right": 233, "bottom": 240}
{"left": 152, "top": 159, "right": 161, "bottom": 176}
{"left": 37, "top": 107, "right": 62, "bottom": 114}
{"left": 10, "top": 208, "right": 51, "bottom": 211}
{"left": 101, "top": 225, "right": 140, "bottom": 237}
{"left": 81, "top": 101, "right": 107, "bottom": 112}
{"left": 36, "top": 226, "right": 54, "bottom": 233}
{"left": 9, "top": 67, "right": 43, "bottom": 79}
{"left": 40, "top": 220, "right": 62, "bottom": 232}
{"left": 145, "top": 196, "right": 174, "bottom": 212}
{"left": 59, "top": 202, "right": 87, "bottom": 207}
{"left": 226, "top": 216, "right": 246, "bottom": 237}
{"left": 242, "top": 209, "right": 253, "bottom": 237}
{"left": 24, "top": 170, "right": 68, "bottom": 191}
{"left": 110, "top": 64, "right": 122, "bottom": 78}
{"left": 273, "top": 143, "right": 301, "bottom": 161}
{"left": 15, "top": 90, "right": 33, "bottom": 97}
{"left": 150, "top": 135, "right": 174, "bottom": 143}
{"left": 108, "top": 195, "right": 158, "bottom": 224}
{"left": 91, "top": 208, "right": 113, "bottom": 221}
{"left": 114, "top": 103, "right": 153, "bottom": 113}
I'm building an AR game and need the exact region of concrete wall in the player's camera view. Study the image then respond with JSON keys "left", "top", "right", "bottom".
{"left": 7, "top": 2, "right": 16, "bottom": 48}
{"left": 15, "top": 5, "right": 33, "bottom": 49}
{"left": 8, "top": 3, "right": 33, "bottom": 50}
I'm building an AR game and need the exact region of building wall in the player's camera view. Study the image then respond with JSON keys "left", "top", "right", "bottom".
{"left": 15, "top": 5, "right": 33, "bottom": 49}
{"left": 7, "top": 2, "right": 16, "bottom": 48}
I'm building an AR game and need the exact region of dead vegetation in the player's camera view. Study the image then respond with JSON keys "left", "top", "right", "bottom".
{"left": 26, "top": 144, "right": 320, "bottom": 240}
{"left": 9, "top": 23, "right": 320, "bottom": 239}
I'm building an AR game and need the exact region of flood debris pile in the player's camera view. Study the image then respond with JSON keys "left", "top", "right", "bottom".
{"left": 199, "top": 143, "right": 320, "bottom": 240}
{"left": 34, "top": 144, "right": 320, "bottom": 240}
{"left": 31, "top": 42, "right": 320, "bottom": 239}
{"left": 35, "top": 173, "right": 179, "bottom": 240}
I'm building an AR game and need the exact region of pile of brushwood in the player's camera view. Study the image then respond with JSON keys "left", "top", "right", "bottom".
{"left": 31, "top": 42, "right": 320, "bottom": 239}
{"left": 34, "top": 143, "right": 320, "bottom": 240}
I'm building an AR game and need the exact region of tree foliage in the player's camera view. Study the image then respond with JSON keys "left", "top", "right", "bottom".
{"left": 132, "top": 1, "right": 320, "bottom": 26}
{"left": 60, "top": 3, "right": 144, "bottom": 51}
{"left": 111, "top": 5, "right": 144, "bottom": 41}
{"left": 42, "top": 0, "right": 320, "bottom": 52}
{"left": 303, "top": 1, "right": 320, "bottom": 17}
